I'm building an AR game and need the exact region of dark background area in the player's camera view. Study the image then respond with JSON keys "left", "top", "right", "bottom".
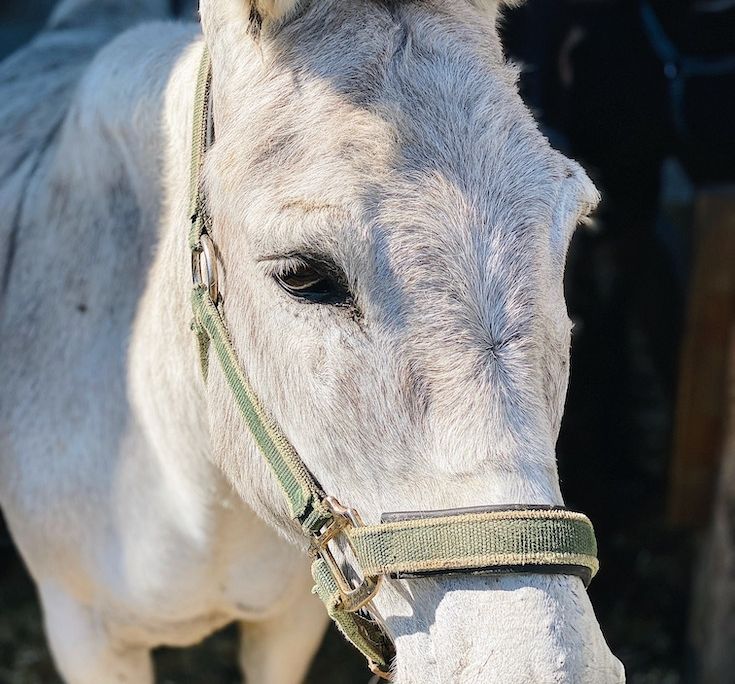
{"left": 2, "top": 1, "right": 735, "bottom": 682}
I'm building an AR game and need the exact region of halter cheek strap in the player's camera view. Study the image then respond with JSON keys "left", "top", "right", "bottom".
{"left": 188, "top": 45, "right": 599, "bottom": 679}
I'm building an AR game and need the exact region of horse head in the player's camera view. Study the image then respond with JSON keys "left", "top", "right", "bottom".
{"left": 196, "top": 1, "right": 624, "bottom": 680}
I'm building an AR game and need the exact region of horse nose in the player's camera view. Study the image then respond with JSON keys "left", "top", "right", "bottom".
{"left": 383, "top": 574, "right": 625, "bottom": 684}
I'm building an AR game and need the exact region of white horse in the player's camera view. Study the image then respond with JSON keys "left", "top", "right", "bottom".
{"left": 0, "top": 0, "right": 625, "bottom": 682}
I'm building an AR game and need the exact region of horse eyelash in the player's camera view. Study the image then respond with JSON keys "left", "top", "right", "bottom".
{"left": 259, "top": 253, "right": 347, "bottom": 283}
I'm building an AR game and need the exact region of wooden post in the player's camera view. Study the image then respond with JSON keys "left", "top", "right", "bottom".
{"left": 668, "top": 189, "right": 735, "bottom": 527}
{"left": 690, "top": 323, "right": 735, "bottom": 682}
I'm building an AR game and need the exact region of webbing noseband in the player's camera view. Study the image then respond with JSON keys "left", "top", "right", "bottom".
{"left": 188, "top": 45, "right": 599, "bottom": 679}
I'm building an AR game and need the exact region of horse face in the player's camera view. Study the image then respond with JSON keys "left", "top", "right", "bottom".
{"left": 199, "top": 0, "right": 623, "bottom": 680}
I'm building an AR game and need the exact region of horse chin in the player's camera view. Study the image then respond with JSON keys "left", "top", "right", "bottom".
{"left": 378, "top": 574, "right": 625, "bottom": 684}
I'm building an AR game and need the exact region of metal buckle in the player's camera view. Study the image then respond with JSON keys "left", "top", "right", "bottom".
{"left": 192, "top": 232, "right": 219, "bottom": 303}
{"left": 312, "top": 496, "right": 383, "bottom": 613}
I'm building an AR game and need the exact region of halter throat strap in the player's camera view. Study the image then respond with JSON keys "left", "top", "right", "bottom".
{"left": 188, "top": 45, "right": 599, "bottom": 679}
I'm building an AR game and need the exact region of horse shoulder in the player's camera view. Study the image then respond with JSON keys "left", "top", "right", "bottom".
{"left": 0, "top": 22, "right": 198, "bottom": 586}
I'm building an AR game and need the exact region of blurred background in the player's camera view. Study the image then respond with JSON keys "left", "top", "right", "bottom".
{"left": 1, "top": 1, "right": 734, "bottom": 683}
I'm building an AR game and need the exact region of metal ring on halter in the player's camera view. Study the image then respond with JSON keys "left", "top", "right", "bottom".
{"left": 311, "top": 496, "right": 383, "bottom": 613}
{"left": 192, "top": 232, "right": 219, "bottom": 303}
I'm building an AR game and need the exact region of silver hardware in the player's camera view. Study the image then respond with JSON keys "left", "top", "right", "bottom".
{"left": 312, "top": 496, "right": 383, "bottom": 613}
{"left": 192, "top": 233, "right": 219, "bottom": 303}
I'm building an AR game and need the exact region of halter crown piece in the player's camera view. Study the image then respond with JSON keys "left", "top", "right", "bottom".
{"left": 188, "top": 45, "right": 599, "bottom": 680}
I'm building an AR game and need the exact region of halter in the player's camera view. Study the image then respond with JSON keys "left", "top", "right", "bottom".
{"left": 188, "top": 45, "right": 599, "bottom": 679}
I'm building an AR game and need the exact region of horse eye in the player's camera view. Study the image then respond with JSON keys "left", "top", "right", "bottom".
{"left": 274, "top": 261, "right": 352, "bottom": 306}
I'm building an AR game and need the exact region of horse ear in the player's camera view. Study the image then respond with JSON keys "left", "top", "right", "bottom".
{"left": 200, "top": 0, "right": 524, "bottom": 29}
{"left": 551, "top": 162, "right": 600, "bottom": 260}
{"left": 469, "top": 0, "right": 525, "bottom": 21}
{"left": 471, "top": 0, "right": 526, "bottom": 8}
{"left": 248, "top": 0, "right": 300, "bottom": 21}
{"left": 199, "top": 0, "right": 301, "bottom": 37}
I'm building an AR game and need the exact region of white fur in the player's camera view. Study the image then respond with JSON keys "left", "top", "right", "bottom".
{"left": 0, "top": 1, "right": 623, "bottom": 682}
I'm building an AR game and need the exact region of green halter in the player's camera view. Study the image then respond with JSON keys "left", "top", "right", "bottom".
{"left": 188, "top": 45, "right": 598, "bottom": 679}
